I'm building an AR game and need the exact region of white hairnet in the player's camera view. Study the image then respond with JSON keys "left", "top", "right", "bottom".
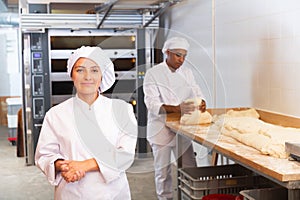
{"left": 162, "top": 37, "right": 190, "bottom": 54}
{"left": 67, "top": 46, "right": 115, "bottom": 92}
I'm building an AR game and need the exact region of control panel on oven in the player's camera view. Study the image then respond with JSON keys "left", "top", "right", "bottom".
{"left": 22, "top": 32, "right": 51, "bottom": 165}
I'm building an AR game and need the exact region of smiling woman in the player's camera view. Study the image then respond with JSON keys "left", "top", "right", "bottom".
{"left": 34, "top": 46, "right": 138, "bottom": 200}
{"left": 71, "top": 58, "right": 103, "bottom": 104}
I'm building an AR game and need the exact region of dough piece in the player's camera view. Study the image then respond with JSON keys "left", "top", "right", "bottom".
{"left": 180, "top": 98, "right": 212, "bottom": 125}
{"left": 212, "top": 108, "right": 259, "bottom": 125}
{"left": 220, "top": 116, "right": 300, "bottom": 158}
{"left": 199, "top": 111, "right": 213, "bottom": 124}
{"left": 184, "top": 97, "right": 203, "bottom": 106}
{"left": 180, "top": 111, "right": 212, "bottom": 125}
{"left": 226, "top": 108, "right": 260, "bottom": 119}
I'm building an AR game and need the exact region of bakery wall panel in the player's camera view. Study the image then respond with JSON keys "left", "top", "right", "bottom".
{"left": 168, "top": 0, "right": 300, "bottom": 117}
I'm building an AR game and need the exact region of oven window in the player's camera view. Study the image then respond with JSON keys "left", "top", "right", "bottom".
{"left": 52, "top": 81, "right": 74, "bottom": 95}
{"left": 104, "top": 80, "right": 136, "bottom": 94}
{"left": 112, "top": 58, "right": 136, "bottom": 71}
{"left": 51, "top": 59, "right": 68, "bottom": 72}
{"left": 51, "top": 58, "right": 136, "bottom": 72}
{"left": 51, "top": 36, "right": 135, "bottom": 50}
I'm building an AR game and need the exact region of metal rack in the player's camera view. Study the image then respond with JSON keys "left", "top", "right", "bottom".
{"left": 21, "top": 13, "right": 159, "bottom": 30}
{"left": 20, "top": 0, "right": 182, "bottom": 31}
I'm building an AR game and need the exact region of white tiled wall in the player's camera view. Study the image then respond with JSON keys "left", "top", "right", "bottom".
{"left": 215, "top": 0, "right": 300, "bottom": 117}
{"left": 169, "top": 0, "right": 300, "bottom": 118}
{"left": 164, "top": 0, "right": 215, "bottom": 108}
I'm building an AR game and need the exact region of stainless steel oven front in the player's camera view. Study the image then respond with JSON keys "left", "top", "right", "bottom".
{"left": 48, "top": 29, "right": 138, "bottom": 110}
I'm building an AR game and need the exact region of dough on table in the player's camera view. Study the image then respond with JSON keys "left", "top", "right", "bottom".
{"left": 215, "top": 110, "right": 300, "bottom": 159}
{"left": 221, "top": 117, "right": 288, "bottom": 158}
{"left": 212, "top": 108, "right": 260, "bottom": 126}
{"left": 180, "top": 98, "right": 212, "bottom": 125}
{"left": 226, "top": 108, "right": 260, "bottom": 118}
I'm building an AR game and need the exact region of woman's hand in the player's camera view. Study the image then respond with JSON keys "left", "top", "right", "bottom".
{"left": 55, "top": 159, "right": 99, "bottom": 183}
{"left": 55, "top": 160, "right": 85, "bottom": 183}
{"left": 55, "top": 159, "right": 69, "bottom": 174}
{"left": 61, "top": 161, "right": 86, "bottom": 183}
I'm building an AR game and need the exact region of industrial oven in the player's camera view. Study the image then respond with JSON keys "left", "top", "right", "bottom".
{"left": 48, "top": 29, "right": 138, "bottom": 107}
{"left": 22, "top": 29, "right": 151, "bottom": 165}
{"left": 20, "top": 0, "right": 177, "bottom": 165}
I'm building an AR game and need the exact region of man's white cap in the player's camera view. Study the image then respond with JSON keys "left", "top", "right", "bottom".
{"left": 162, "top": 37, "right": 190, "bottom": 54}
{"left": 67, "top": 46, "right": 115, "bottom": 92}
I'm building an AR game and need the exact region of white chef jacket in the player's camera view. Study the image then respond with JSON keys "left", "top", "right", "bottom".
{"left": 35, "top": 95, "right": 137, "bottom": 200}
{"left": 143, "top": 61, "right": 204, "bottom": 145}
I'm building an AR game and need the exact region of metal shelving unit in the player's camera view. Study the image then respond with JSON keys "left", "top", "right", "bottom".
{"left": 20, "top": 0, "right": 182, "bottom": 31}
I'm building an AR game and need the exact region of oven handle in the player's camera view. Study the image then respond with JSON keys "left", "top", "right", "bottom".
{"left": 34, "top": 124, "right": 43, "bottom": 128}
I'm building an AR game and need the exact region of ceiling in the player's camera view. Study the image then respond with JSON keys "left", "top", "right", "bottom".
{"left": 1, "top": 0, "right": 182, "bottom": 14}
{"left": 1, "top": 0, "right": 18, "bottom": 12}
{"left": 3, "top": 0, "right": 18, "bottom": 7}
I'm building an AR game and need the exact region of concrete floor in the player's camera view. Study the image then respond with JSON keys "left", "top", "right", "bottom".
{"left": 0, "top": 125, "right": 177, "bottom": 200}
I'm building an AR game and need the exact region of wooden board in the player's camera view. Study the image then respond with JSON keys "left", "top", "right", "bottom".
{"left": 166, "top": 120, "right": 300, "bottom": 182}
{"left": 257, "top": 109, "right": 300, "bottom": 128}
{"left": 166, "top": 108, "right": 300, "bottom": 183}
{"left": 207, "top": 107, "right": 300, "bottom": 128}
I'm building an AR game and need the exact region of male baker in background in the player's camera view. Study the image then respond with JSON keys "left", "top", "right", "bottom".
{"left": 143, "top": 37, "right": 206, "bottom": 200}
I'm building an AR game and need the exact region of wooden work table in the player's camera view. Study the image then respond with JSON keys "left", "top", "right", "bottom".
{"left": 166, "top": 109, "right": 300, "bottom": 199}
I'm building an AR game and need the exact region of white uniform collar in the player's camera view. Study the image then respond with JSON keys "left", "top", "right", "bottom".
{"left": 74, "top": 93, "right": 102, "bottom": 110}
{"left": 164, "top": 60, "right": 183, "bottom": 73}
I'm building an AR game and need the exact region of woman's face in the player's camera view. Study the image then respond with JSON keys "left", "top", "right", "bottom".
{"left": 71, "top": 57, "right": 102, "bottom": 96}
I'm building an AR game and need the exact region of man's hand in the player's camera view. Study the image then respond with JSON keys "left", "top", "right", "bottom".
{"left": 180, "top": 99, "right": 206, "bottom": 115}
{"left": 199, "top": 99, "right": 206, "bottom": 112}
{"left": 160, "top": 99, "right": 206, "bottom": 115}
{"left": 180, "top": 101, "right": 197, "bottom": 115}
